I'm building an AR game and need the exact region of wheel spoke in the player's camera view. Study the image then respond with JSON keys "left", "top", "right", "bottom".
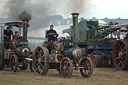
{"left": 114, "top": 50, "right": 120, "bottom": 53}
{"left": 122, "top": 55, "right": 126, "bottom": 59}
{"left": 122, "top": 52, "right": 126, "bottom": 55}
{"left": 122, "top": 47, "right": 126, "bottom": 52}
{"left": 116, "top": 56, "right": 121, "bottom": 60}
{"left": 39, "top": 50, "right": 42, "bottom": 58}
{"left": 65, "top": 62, "right": 69, "bottom": 67}
{"left": 35, "top": 64, "right": 43, "bottom": 71}
{"left": 121, "top": 59, "right": 125, "bottom": 68}
{"left": 118, "top": 60, "right": 122, "bottom": 66}
{"left": 117, "top": 42, "right": 122, "bottom": 50}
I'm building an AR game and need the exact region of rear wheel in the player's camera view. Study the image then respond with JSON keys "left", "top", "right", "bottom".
{"left": 60, "top": 57, "right": 73, "bottom": 78}
{"left": 33, "top": 46, "right": 49, "bottom": 75}
{"left": 10, "top": 55, "right": 18, "bottom": 72}
{"left": 80, "top": 57, "right": 93, "bottom": 78}
{"left": 113, "top": 39, "right": 128, "bottom": 70}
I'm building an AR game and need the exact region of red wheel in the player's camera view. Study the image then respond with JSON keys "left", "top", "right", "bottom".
{"left": 87, "top": 54, "right": 92, "bottom": 59}
{"left": 113, "top": 39, "right": 128, "bottom": 70}
{"left": 92, "top": 55, "right": 102, "bottom": 67}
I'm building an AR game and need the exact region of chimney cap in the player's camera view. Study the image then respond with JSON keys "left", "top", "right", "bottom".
{"left": 71, "top": 13, "right": 79, "bottom": 16}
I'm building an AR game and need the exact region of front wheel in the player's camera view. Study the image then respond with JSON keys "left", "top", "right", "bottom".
{"left": 30, "top": 61, "right": 34, "bottom": 72}
{"left": 60, "top": 57, "right": 73, "bottom": 78}
{"left": 79, "top": 57, "right": 93, "bottom": 78}
{"left": 19, "top": 61, "right": 28, "bottom": 70}
{"left": 0, "top": 59, "right": 5, "bottom": 70}
{"left": 0, "top": 54, "right": 5, "bottom": 70}
{"left": 10, "top": 55, "right": 18, "bottom": 72}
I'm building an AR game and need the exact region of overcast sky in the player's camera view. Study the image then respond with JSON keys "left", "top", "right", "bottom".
{"left": 0, "top": 0, "right": 128, "bottom": 19}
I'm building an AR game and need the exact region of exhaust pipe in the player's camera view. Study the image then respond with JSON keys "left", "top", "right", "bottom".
{"left": 71, "top": 13, "right": 79, "bottom": 45}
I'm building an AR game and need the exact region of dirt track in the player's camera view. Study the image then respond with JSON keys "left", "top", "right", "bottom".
{"left": 0, "top": 67, "right": 128, "bottom": 85}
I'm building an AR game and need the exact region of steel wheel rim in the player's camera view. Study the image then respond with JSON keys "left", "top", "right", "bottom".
{"left": 10, "top": 56, "right": 18, "bottom": 72}
{"left": 34, "top": 48, "right": 45, "bottom": 74}
{"left": 80, "top": 58, "right": 91, "bottom": 77}
{"left": 113, "top": 40, "right": 127, "bottom": 69}
{"left": 11, "top": 57, "right": 16, "bottom": 70}
{"left": 60, "top": 59, "right": 71, "bottom": 77}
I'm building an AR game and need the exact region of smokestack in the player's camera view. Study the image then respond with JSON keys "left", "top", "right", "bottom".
{"left": 71, "top": 13, "right": 79, "bottom": 44}
{"left": 22, "top": 22, "right": 28, "bottom": 42}
{"left": 19, "top": 11, "right": 31, "bottom": 42}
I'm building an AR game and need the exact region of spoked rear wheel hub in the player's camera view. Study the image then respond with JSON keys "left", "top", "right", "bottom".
{"left": 113, "top": 40, "right": 128, "bottom": 70}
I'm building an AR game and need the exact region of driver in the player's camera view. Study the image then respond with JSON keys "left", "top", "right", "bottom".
{"left": 3, "top": 27, "right": 13, "bottom": 48}
{"left": 46, "top": 25, "right": 58, "bottom": 42}
{"left": 4, "top": 27, "right": 13, "bottom": 41}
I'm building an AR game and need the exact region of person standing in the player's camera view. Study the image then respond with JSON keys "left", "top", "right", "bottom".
{"left": 46, "top": 25, "right": 58, "bottom": 42}
{"left": 3, "top": 27, "right": 13, "bottom": 48}
{"left": 4, "top": 27, "right": 13, "bottom": 41}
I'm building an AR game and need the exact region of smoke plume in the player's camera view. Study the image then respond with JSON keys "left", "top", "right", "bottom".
{"left": 3, "top": 0, "right": 92, "bottom": 30}
{"left": 4, "top": 0, "right": 28, "bottom": 20}
{"left": 18, "top": 11, "right": 31, "bottom": 21}
{"left": 3, "top": 0, "right": 55, "bottom": 28}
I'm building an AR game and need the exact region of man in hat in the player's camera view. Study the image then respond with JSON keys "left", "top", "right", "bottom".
{"left": 3, "top": 27, "right": 13, "bottom": 48}
{"left": 4, "top": 27, "right": 13, "bottom": 41}
{"left": 46, "top": 25, "right": 58, "bottom": 42}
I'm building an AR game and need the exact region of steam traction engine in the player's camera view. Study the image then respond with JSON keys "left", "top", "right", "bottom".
{"left": 63, "top": 16, "right": 128, "bottom": 67}
{"left": 32, "top": 13, "right": 93, "bottom": 78}
{"left": 113, "top": 25, "right": 128, "bottom": 70}
{"left": 0, "top": 13, "right": 31, "bottom": 72}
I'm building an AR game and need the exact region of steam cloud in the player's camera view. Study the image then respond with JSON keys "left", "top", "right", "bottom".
{"left": 3, "top": 0, "right": 91, "bottom": 29}
{"left": 67, "top": 0, "right": 91, "bottom": 17}
{"left": 70, "top": 0, "right": 86, "bottom": 13}
{"left": 4, "top": 0, "right": 55, "bottom": 28}
{"left": 4, "top": 0, "right": 28, "bottom": 20}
